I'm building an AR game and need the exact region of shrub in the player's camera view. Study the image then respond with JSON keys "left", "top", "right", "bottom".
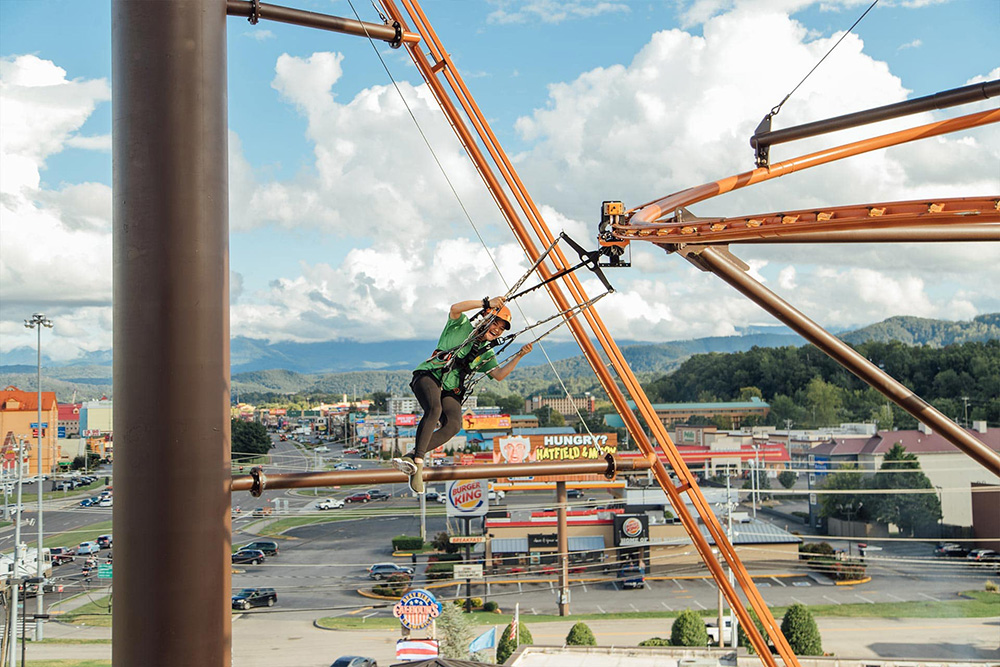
{"left": 670, "top": 609, "right": 708, "bottom": 647}
{"left": 372, "top": 574, "right": 410, "bottom": 597}
{"left": 434, "top": 552, "right": 464, "bottom": 562}
{"left": 497, "top": 620, "right": 533, "bottom": 663}
{"left": 781, "top": 603, "right": 823, "bottom": 656}
{"left": 432, "top": 531, "right": 459, "bottom": 554}
{"left": 985, "top": 580, "right": 998, "bottom": 593}
{"left": 392, "top": 535, "right": 424, "bottom": 552}
{"left": 737, "top": 607, "right": 770, "bottom": 654}
{"left": 565, "top": 621, "right": 596, "bottom": 646}
{"left": 483, "top": 601, "right": 499, "bottom": 612}
{"left": 426, "top": 562, "right": 455, "bottom": 581}
{"left": 452, "top": 597, "right": 483, "bottom": 609}
{"left": 638, "top": 637, "right": 670, "bottom": 646}
{"left": 778, "top": 470, "right": 798, "bottom": 489}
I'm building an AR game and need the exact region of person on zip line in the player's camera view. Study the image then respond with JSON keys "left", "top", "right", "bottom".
{"left": 393, "top": 296, "right": 533, "bottom": 494}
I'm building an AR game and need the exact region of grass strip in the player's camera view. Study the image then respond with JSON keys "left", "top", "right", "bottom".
{"left": 316, "top": 590, "right": 1000, "bottom": 630}
{"left": 16, "top": 520, "right": 114, "bottom": 552}
{"left": 59, "top": 595, "right": 113, "bottom": 628}
{"left": 259, "top": 508, "right": 446, "bottom": 537}
{"left": 26, "top": 661, "right": 111, "bottom": 667}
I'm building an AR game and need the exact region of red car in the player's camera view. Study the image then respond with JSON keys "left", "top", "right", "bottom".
{"left": 50, "top": 547, "right": 75, "bottom": 566}
{"left": 343, "top": 448, "right": 360, "bottom": 454}
{"left": 344, "top": 492, "right": 370, "bottom": 504}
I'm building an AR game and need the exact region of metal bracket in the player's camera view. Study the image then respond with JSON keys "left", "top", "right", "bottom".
{"left": 750, "top": 113, "right": 773, "bottom": 169}
{"left": 602, "top": 452, "right": 617, "bottom": 480}
{"left": 249, "top": 466, "right": 267, "bottom": 497}
{"left": 248, "top": 0, "right": 261, "bottom": 25}
{"left": 390, "top": 20, "right": 403, "bottom": 48}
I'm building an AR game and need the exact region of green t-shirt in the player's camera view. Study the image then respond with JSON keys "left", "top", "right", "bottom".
{"left": 414, "top": 314, "right": 499, "bottom": 392}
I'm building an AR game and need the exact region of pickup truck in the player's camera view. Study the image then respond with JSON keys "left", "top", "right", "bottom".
{"left": 317, "top": 498, "right": 344, "bottom": 510}
{"left": 705, "top": 618, "right": 733, "bottom": 644}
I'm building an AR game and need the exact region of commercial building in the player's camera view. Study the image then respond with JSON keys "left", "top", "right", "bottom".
{"left": 808, "top": 422, "right": 999, "bottom": 531}
{"left": 526, "top": 394, "right": 596, "bottom": 417}
{"left": 0, "top": 386, "right": 59, "bottom": 474}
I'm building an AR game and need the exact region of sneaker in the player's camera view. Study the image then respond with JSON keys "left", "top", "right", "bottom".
{"left": 392, "top": 453, "right": 418, "bottom": 475}
{"left": 408, "top": 459, "right": 425, "bottom": 495}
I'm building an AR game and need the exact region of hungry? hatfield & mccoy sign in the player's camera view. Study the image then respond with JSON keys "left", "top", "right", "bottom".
{"left": 492, "top": 433, "right": 619, "bottom": 486}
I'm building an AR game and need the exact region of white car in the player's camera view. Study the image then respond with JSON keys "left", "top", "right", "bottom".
{"left": 314, "top": 446, "right": 330, "bottom": 453}
{"left": 316, "top": 498, "right": 344, "bottom": 510}
{"left": 97, "top": 497, "right": 113, "bottom": 507}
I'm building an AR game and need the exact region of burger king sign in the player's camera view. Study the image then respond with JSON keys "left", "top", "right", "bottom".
{"left": 614, "top": 514, "right": 650, "bottom": 546}
{"left": 445, "top": 479, "right": 488, "bottom": 517}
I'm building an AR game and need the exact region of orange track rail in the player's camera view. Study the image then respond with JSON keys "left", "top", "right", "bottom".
{"left": 379, "top": 0, "right": 795, "bottom": 662}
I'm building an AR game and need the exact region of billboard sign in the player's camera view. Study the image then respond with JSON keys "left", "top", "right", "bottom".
{"left": 445, "top": 479, "right": 488, "bottom": 517}
{"left": 493, "top": 433, "right": 618, "bottom": 483}
{"left": 613, "top": 514, "right": 650, "bottom": 546}
{"left": 462, "top": 413, "right": 511, "bottom": 430}
{"left": 393, "top": 589, "right": 441, "bottom": 631}
{"left": 395, "top": 414, "right": 417, "bottom": 427}
{"left": 528, "top": 533, "right": 558, "bottom": 549}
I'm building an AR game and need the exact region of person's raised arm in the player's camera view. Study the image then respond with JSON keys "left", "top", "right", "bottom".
{"left": 450, "top": 296, "right": 505, "bottom": 320}
{"left": 488, "top": 342, "right": 533, "bottom": 381}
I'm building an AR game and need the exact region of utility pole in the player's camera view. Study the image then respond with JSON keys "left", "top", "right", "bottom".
{"left": 556, "top": 481, "right": 569, "bottom": 616}
{"left": 25, "top": 313, "right": 52, "bottom": 642}
{"left": 961, "top": 396, "right": 970, "bottom": 427}
{"left": 725, "top": 475, "right": 738, "bottom": 648}
{"left": 8, "top": 438, "right": 26, "bottom": 667}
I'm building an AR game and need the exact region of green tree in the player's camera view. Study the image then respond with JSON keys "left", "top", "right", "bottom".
{"left": 780, "top": 603, "right": 823, "bottom": 655}
{"left": 497, "top": 620, "right": 533, "bottom": 663}
{"left": 437, "top": 600, "right": 477, "bottom": 659}
{"left": 565, "top": 622, "right": 596, "bottom": 646}
{"left": 804, "top": 377, "right": 843, "bottom": 427}
{"left": 432, "top": 531, "right": 459, "bottom": 554}
{"left": 869, "top": 442, "right": 941, "bottom": 536}
{"left": 231, "top": 419, "right": 271, "bottom": 458}
{"left": 817, "top": 464, "right": 867, "bottom": 521}
{"left": 737, "top": 386, "right": 764, "bottom": 401}
{"left": 737, "top": 607, "right": 769, "bottom": 654}
{"left": 778, "top": 470, "right": 797, "bottom": 489}
{"left": 368, "top": 391, "right": 390, "bottom": 412}
{"left": 670, "top": 609, "right": 709, "bottom": 647}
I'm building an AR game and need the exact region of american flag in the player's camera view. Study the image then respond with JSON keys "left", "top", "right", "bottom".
{"left": 395, "top": 638, "right": 439, "bottom": 662}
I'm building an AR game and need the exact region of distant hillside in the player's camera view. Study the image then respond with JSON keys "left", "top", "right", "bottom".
{"left": 841, "top": 313, "right": 1000, "bottom": 347}
{"left": 3, "top": 313, "right": 996, "bottom": 402}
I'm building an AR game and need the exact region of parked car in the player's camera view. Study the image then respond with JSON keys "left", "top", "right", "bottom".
{"left": 77, "top": 541, "right": 101, "bottom": 556}
{"left": 345, "top": 492, "right": 371, "bottom": 504}
{"left": 367, "top": 489, "right": 391, "bottom": 502}
{"left": 567, "top": 489, "right": 584, "bottom": 499}
{"left": 334, "top": 463, "right": 360, "bottom": 471}
{"left": 79, "top": 496, "right": 100, "bottom": 507}
{"left": 935, "top": 542, "right": 970, "bottom": 557}
{"left": 50, "top": 546, "right": 75, "bottom": 565}
{"left": 330, "top": 657, "right": 377, "bottom": 667}
{"left": 315, "top": 445, "right": 330, "bottom": 453}
{"left": 619, "top": 565, "right": 645, "bottom": 589}
{"left": 367, "top": 563, "right": 413, "bottom": 580}
{"left": 97, "top": 497, "right": 113, "bottom": 507}
{"left": 231, "top": 549, "right": 266, "bottom": 565}
{"left": 317, "top": 498, "right": 345, "bottom": 510}
{"left": 487, "top": 489, "right": 505, "bottom": 502}
{"left": 97, "top": 534, "right": 113, "bottom": 549}
{"left": 241, "top": 540, "right": 278, "bottom": 557}
{"left": 968, "top": 549, "right": 999, "bottom": 563}
{"left": 231, "top": 587, "right": 277, "bottom": 609}
{"left": 424, "top": 491, "right": 440, "bottom": 502}
{"left": 343, "top": 448, "right": 360, "bottom": 454}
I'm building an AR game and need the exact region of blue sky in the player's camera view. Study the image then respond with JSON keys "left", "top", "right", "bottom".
{"left": 1, "top": 0, "right": 998, "bottom": 360}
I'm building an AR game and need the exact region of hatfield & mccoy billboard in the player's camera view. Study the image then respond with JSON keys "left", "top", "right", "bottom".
{"left": 393, "top": 589, "right": 442, "bottom": 631}
{"left": 492, "top": 434, "right": 619, "bottom": 487}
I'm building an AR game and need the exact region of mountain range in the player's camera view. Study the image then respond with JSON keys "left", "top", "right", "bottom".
{"left": 1, "top": 313, "right": 997, "bottom": 402}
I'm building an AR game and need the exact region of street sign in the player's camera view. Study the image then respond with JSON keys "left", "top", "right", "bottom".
{"left": 98, "top": 563, "right": 113, "bottom": 579}
{"left": 448, "top": 535, "right": 487, "bottom": 544}
{"left": 453, "top": 564, "right": 483, "bottom": 579}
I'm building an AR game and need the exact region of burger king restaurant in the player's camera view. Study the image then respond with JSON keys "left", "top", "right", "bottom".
{"left": 481, "top": 510, "right": 801, "bottom": 575}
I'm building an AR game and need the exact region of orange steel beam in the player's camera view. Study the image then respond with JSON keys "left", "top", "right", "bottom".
{"left": 232, "top": 455, "right": 653, "bottom": 495}
{"left": 626, "top": 108, "right": 1000, "bottom": 226}
{"left": 618, "top": 197, "right": 1000, "bottom": 245}
{"left": 379, "top": 1, "right": 793, "bottom": 663}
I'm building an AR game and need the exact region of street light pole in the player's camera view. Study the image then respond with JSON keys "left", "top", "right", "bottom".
{"left": 9, "top": 438, "right": 26, "bottom": 667}
{"left": 24, "top": 313, "right": 52, "bottom": 642}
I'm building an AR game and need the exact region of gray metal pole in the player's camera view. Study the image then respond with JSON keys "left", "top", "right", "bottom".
{"left": 35, "top": 322, "right": 44, "bottom": 640}
{"left": 556, "top": 481, "right": 569, "bottom": 616}
{"left": 112, "top": 1, "right": 230, "bottom": 665}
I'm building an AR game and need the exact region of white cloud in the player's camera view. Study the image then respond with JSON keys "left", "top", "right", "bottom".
{"left": 245, "top": 29, "right": 275, "bottom": 41}
{"left": 897, "top": 38, "right": 922, "bottom": 51}
{"left": 0, "top": 55, "right": 112, "bottom": 358}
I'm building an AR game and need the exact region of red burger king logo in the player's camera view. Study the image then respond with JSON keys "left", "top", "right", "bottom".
{"left": 622, "top": 517, "right": 643, "bottom": 538}
{"left": 449, "top": 480, "right": 484, "bottom": 512}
